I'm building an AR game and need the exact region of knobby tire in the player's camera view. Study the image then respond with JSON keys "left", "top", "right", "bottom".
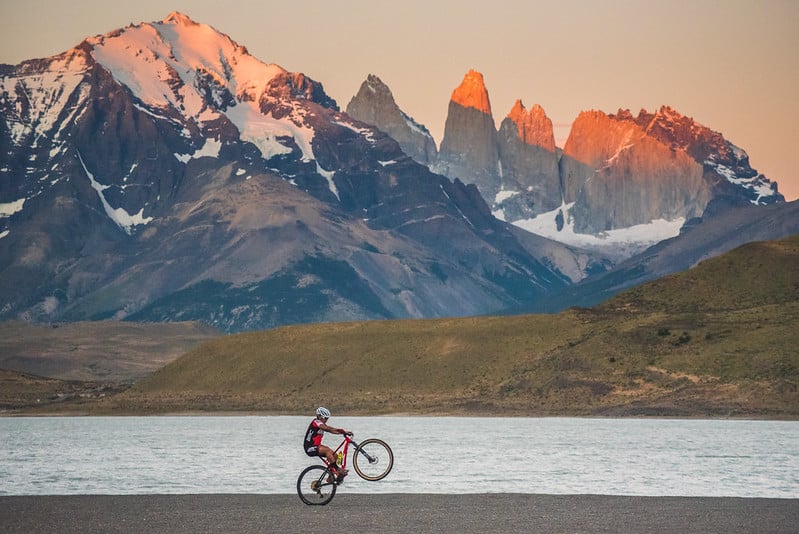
{"left": 297, "top": 464, "right": 337, "bottom": 505}
{"left": 353, "top": 438, "right": 394, "bottom": 481}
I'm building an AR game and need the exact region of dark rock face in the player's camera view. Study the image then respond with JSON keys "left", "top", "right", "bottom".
{"left": 433, "top": 70, "right": 500, "bottom": 199}
{"left": 264, "top": 72, "right": 339, "bottom": 109}
{"left": 496, "top": 101, "right": 561, "bottom": 220}
{"left": 345, "top": 74, "right": 437, "bottom": 165}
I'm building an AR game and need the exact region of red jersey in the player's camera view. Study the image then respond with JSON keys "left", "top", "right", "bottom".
{"left": 304, "top": 418, "right": 326, "bottom": 450}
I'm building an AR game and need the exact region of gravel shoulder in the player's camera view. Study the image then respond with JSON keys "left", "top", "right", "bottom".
{"left": 2, "top": 494, "right": 797, "bottom": 533}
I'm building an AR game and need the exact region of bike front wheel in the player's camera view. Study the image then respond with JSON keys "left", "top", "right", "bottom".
{"left": 296, "top": 465, "right": 337, "bottom": 505}
{"left": 353, "top": 438, "right": 394, "bottom": 481}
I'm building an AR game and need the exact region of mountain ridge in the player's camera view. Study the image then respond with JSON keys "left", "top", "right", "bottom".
{"left": 345, "top": 74, "right": 437, "bottom": 165}
{"left": 1, "top": 12, "right": 795, "bottom": 334}
{"left": 352, "top": 70, "right": 784, "bottom": 255}
{"left": 0, "top": 12, "right": 571, "bottom": 332}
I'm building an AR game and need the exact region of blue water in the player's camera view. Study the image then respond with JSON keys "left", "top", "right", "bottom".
{"left": 1, "top": 416, "right": 797, "bottom": 497}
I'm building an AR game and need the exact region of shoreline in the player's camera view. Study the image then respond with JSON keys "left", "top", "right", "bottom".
{"left": 3, "top": 408, "right": 798, "bottom": 421}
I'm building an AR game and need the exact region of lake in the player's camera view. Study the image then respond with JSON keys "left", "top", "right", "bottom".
{"left": 1, "top": 416, "right": 797, "bottom": 497}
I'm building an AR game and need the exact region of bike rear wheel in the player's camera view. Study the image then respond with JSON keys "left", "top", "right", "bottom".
{"left": 296, "top": 465, "right": 337, "bottom": 505}
{"left": 353, "top": 438, "right": 394, "bottom": 481}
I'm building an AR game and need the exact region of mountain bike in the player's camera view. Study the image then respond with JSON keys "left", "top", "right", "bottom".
{"left": 296, "top": 433, "right": 393, "bottom": 505}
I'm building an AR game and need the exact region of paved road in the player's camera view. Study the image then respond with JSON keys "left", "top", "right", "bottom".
{"left": 2, "top": 494, "right": 797, "bottom": 533}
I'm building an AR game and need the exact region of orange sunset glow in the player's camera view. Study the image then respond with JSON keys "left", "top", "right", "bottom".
{"left": 450, "top": 69, "right": 493, "bottom": 115}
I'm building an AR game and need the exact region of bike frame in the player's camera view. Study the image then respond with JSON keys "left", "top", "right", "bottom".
{"left": 322, "top": 434, "right": 375, "bottom": 471}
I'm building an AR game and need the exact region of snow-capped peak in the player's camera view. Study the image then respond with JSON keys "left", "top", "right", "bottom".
{"left": 88, "top": 13, "right": 286, "bottom": 111}
{"left": 1, "top": 12, "right": 357, "bottom": 239}
{"left": 162, "top": 11, "right": 196, "bottom": 26}
{"left": 82, "top": 12, "right": 349, "bottom": 174}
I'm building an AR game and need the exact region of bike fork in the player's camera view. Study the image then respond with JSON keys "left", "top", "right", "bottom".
{"left": 357, "top": 448, "right": 376, "bottom": 463}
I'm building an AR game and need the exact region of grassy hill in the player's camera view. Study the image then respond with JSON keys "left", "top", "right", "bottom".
{"left": 0, "top": 321, "right": 220, "bottom": 412}
{"left": 101, "top": 234, "right": 799, "bottom": 418}
{"left": 0, "top": 320, "right": 220, "bottom": 381}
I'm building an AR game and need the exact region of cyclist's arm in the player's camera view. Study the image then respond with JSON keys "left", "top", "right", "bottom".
{"left": 318, "top": 422, "right": 348, "bottom": 434}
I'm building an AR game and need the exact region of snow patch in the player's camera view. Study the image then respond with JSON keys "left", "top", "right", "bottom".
{"left": 174, "top": 138, "right": 222, "bottom": 162}
{"left": 706, "top": 157, "right": 778, "bottom": 205}
{"left": 401, "top": 111, "right": 430, "bottom": 138}
{"left": 78, "top": 152, "right": 153, "bottom": 234}
{"left": 40, "top": 296, "right": 59, "bottom": 315}
{"left": 334, "top": 120, "right": 376, "bottom": 143}
{"left": 225, "top": 102, "right": 314, "bottom": 160}
{"left": 316, "top": 163, "right": 339, "bottom": 200}
{"left": 505, "top": 201, "right": 685, "bottom": 249}
{"left": 132, "top": 103, "right": 181, "bottom": 127}
{"left": 48, "top": 143, "right": 64, "bottom": 160}
{"left": 0, "top": 230, "right": 9, "bottom": 239}
{"left": 194, "top": 137, "right": 222, "bottom": 158}
{"left": 442, "top": 184, "right": 474, "bottom": 228}
{"left": 605, "top": 143, "right": 635, "bottom": 168}
{"left": 0, "top": 198, "right": 26, "bottom": 217}
{"left": 494, "top": 189, "right": 518, "bottom": 205}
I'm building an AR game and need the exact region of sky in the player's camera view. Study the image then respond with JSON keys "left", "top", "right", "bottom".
{"left": 2, "top": 0, "right": 798, "bottom": 200}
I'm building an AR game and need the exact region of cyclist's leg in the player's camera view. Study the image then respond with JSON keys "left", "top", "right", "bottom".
{"left": 308, "top": 444, "right": 336, "bottom": 467}
{"left": 317, "top": 444, "right": 336, "bottom": 466}
{"left": 318, "top": 445, "right": 348, "bottom": 477}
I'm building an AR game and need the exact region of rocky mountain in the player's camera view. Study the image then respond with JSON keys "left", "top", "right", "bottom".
{"left": 2, "top": 13, "right": 793, "bottom": 335}
{"left": 495, "top": 100, "right": 561, "bottom": 221}
{"left": 0, "top": 13, "right": 572, "bottom": 332}
{"left": 559, "top": 106, "right": 782, "bottom": 235}
{"left": 345, "top": 74, "right": 437, "bottom": 165}
{"left": 432, "top": 70, "right": 567, "bottom": 222}
{"left": 432, "top": 70, "right": 501, "bottom": 198}
{"left": 355, "top": 70, "right": 784, "bottom": 260}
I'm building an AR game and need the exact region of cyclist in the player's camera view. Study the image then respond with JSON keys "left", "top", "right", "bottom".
{"left": 304, "top": 406, "right": 352, "bottom": 479}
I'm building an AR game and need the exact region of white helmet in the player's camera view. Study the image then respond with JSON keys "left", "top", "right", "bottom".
{"left": 316, "top": 406, "right": 331, "bottom": 418}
